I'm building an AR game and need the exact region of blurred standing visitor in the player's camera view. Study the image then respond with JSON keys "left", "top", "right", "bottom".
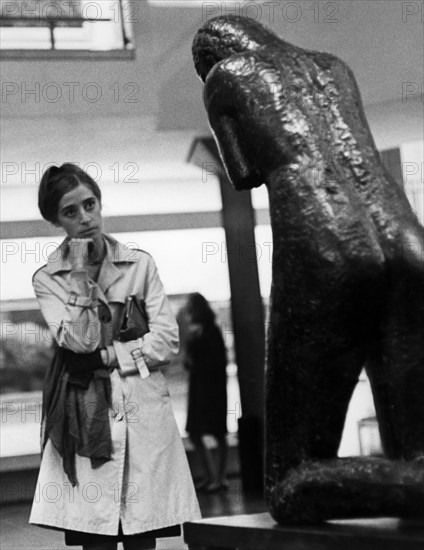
{"left": 182, "top": 293, "right": 228, "bottom": 492}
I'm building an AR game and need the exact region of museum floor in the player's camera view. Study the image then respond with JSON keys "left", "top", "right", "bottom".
{"left": 0, "top": 481, "right": 266, "bottom": 550}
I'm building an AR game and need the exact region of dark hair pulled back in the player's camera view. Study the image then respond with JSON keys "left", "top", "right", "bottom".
{"left": 38, "top": 163, "right": 101, "bottom": 224}
{"left": 186, "top": 292, "right": 216, "bottom": 326}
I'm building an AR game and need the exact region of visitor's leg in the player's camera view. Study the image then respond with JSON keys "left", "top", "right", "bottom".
{"left": 216, "top": 435, "right": 229, "bottom": 487}
{"left": 190, "top": 434, "right": 218, "bottom": 488}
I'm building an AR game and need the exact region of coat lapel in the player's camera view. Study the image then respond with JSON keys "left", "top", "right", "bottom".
{"left": 97, "top": 260, "right": 123, "bottom": 296}
{"left": 97, "top": 235, "right": 138, "bottom": 298}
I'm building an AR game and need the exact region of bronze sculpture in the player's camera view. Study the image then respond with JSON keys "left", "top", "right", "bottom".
{"left": 192, "top": 16, "right": 424, "bottom": 523}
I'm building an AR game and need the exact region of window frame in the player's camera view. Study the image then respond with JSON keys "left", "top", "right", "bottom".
{"left": 0, "top": 0, "right": 135, "bottom": 60}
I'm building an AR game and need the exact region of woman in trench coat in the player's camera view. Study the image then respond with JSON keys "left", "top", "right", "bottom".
{"left": 29, "top": 164, "right": 200, "bottom": 550}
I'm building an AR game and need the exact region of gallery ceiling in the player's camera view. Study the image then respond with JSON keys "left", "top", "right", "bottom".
{"left": 149, "top": 0, "right": 423, "bottom": 131}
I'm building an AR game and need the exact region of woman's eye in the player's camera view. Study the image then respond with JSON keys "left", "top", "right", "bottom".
{"left": 64, "top": 208, "right": 76, "bottom": 218}
{"left": 85, "top": 200, "right": 95, "bottom": 211}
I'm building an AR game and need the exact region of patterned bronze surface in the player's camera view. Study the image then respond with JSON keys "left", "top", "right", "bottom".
{"left": 193, "top": 15, "right": 424, "bottom": 523}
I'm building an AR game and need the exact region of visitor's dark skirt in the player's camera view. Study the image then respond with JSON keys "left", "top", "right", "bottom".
{"left": 65, "top": 524, "right": 181, "bottom": 545}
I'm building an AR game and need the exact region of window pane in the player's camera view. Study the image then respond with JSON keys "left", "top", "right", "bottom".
{"left": 251, "top": 185, "right": 269, "bottom": 210}
{"left": 0, "top": 0, "right": 132, "bottom": 51}
{"left": 1, "top": 236, "right": 63, "bottom": 300}
{"left": 254, "top": 224, "right": 272, "bottom": 300}
{"left": 0, "top": 0, "right": 82, "bottom": 23}
{"left": 0, "top": 26, "right": 51, "bottom": 48}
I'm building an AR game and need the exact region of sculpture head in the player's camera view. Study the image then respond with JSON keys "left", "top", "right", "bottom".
{"left": 193, "top": 15, "right": 279, "bottom": 82}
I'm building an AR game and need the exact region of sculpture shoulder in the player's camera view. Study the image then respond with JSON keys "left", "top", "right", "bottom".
{"left": 205, "top": 49, "right": 263, "bottom": 82}
{"left": 204, "top": 49, "right": 275, "bottom": 108}
{"left": 308, "top": 49, "right": 357, "bottom": 86}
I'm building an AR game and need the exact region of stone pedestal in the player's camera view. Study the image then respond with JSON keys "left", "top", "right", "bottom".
{"left": 184, "top": 512, "right": 424, "bottom": 550}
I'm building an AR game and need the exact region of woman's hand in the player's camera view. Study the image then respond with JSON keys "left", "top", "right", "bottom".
{"left": 69, "top": 238, "right": 93, "bottom": 271}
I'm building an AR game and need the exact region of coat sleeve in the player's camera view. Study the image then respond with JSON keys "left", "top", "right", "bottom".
{"left": 139, "top": 254, "right": 179, "bottom": 368}
{"left": 114, "top": 255, "right": 179, "bottom": 373}
{"left": 33, "top": 268, "right": 102, "bottom": 353}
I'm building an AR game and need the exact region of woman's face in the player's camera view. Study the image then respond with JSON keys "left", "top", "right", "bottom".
{"left": 57, "top": 184, "right": 103, "bottom": 244}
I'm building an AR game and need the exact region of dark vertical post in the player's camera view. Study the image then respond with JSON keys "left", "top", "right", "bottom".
{"left": 188, "top": 137, "right": 265, "bottom": 493}
{"left": 49, "top": 23, "right": 56, "bottom": 50}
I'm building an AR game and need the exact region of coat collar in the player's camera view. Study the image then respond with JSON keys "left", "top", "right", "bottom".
{"left": 45, "top": 234, "right": 138, "bottom": 276}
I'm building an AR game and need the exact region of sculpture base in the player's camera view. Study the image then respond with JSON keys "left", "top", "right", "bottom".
{"left": 184, "top": 512, "right": 424, "bottom": 550}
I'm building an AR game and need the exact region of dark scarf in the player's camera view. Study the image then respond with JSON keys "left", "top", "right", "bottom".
{"left": 41, "top": 347, "right": 112, "bottom": 486}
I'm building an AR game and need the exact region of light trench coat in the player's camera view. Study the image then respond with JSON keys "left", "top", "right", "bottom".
{"left": 29, "top": 234, "right": 201, "bottom": 536}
